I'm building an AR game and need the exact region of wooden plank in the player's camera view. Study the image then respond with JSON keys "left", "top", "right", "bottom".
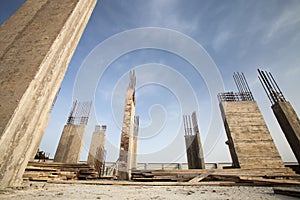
{"left": 188, "top": 170, "right": 215, "bottom": 183}
{"left": 239, "top": 176, "right": 300, "bottom": 186}
{"left": 273, "top": 187, "right": 300, "bottom": 198}
{"left": 47, "top": 180, "right": 239, "bottom": 186}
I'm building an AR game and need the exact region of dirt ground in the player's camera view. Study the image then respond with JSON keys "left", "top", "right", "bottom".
{"left": 0, "top": 182, "right": 298, "bottom": 200}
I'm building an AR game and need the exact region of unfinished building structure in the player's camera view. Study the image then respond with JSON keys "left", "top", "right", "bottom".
{"left": 183, "top": 112, "right": 205, "bottom": 169}
{"left": 0, "top": 0, "right": 97, "bottom": 187}
{"left": 218, "top": 72, "right": 284, "bottom": 168}
{"left": 54, "top": 100, "right": 92, "bottom": 163}
{"left": 87, "top": 125, "right": 107, "bottom": 175}
{"left": 118, "top": 70, "right": 139, "bottom": 180}
{"left": 258, "top": 69, "right": 300, "bottom": 164}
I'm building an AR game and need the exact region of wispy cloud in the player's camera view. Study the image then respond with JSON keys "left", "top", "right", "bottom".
{"left": 212, "top": 30, "right": 233, "bottom": 52}
{"left": 265, "top": 3, "right": 300, "bottom": 42}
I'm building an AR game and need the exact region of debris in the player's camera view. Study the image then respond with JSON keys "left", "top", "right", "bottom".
{"left": 23, "top": 161, "right": 99, "bottom": 181}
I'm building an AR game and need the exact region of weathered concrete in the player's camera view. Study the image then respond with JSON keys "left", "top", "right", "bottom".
{"left": 0, "top": 0, "right": 97, "bottom": 187}
{"left": 185, "top": 133, "right": 205, "bottom": 169}
{"left": 30, "top": 113, "right": 51, "bottom": 160}
{"left": 192, "top": 112, "right": 205, "bottom": 169}
{"left": 54, "top": 124, "right": 86, "bottom": 163}
{"left": 87, "top": 125, "right": 106, "bottom": 169}
{"left": 184, "top": 112, "right": 205, "bottom": 169}
{"left": 272, "top": 102, "right": 300, "bottom": 164}
{"left": 131, "top": 116, "right": 139, "bottom": 170}
{"left": 220, "top": 101, "right": 284, "bottom": 168}
{"left": 118, "top": 71, "right": 136, "bottom": 180}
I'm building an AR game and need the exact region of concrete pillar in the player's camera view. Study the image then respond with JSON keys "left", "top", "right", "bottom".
{"left": 220, "top": 101, "right": 284, "bottom": 168}
{"left": 118, "top": 71, "right": 136, "bottom": 180}
{"left": 0, "top": 0, "right": 96, "bottom": 187}
{"left": 192, "top": 112, "right": 205, "bottom": 169}
{"left": 30, "top": 113, "right": 51, "bottom": 160}
{"left": 131, "top": 116, "right": 139, "bottom": 170}
{"left": 185, "top": 134, "right": 205, "bottom": 169}
{"left": 87, "top": 125, "right": 106, "bottom": 172}
{"left": 54, "top": 124, "right": 86, "bottom": 163}
{"left": 272, "top": 102, "right": 300, "bottom": 164}
{"left": 183, "top": 112, "right": 205, "bottom": 169}
{"left": 118, "top": 88, "right": 135, "bottom": 180}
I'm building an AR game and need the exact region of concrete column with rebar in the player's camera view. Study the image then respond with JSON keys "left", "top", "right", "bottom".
{"left": 118, "top": 71, "right": 137, "bottom": 180}
{"left": 258, "top": 69, "right": 300, "bottom": 164}
{"left": 218, "top": 72, "right": 284, "bottom": 168}
{"left": 54, "top": 101, "right": 92, "bottom": 163}
{"left": 183, "top": 112, "right": 205, "bottom": 169}
{"left": 0, "top": 0, "right": 97, "bottom": 187}
{"left": 87, "top": 125, "right": 107, "bottom": 174}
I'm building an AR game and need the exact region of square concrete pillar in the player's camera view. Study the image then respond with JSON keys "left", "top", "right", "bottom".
{"left": 54, "top": 124, "right": 86, "bottom": 163}
{"left": 87, "top": 125, "right": 106, "bottom": 174}
{"left": 220, "top": 101, "right": 284, "bottom": 168}
{"left": 272, "top": 102, "right": 300, "bottom": 164}
{"left": 131, "top": 116, "right": 139, "bottom": 170}
{"left": 183, "top": 112, "right": 205, "bottom": 169}
{"left": 185, "top": 134, "right": 205, "bottom": 169}
{"left": 118, "top": 88, "right": 135, "bottom": 180}
{"left": 30, "top": 113, "right": 51, "bottom": 160}
{"left": 0, "top": 0, "right": 97, "bottom": 187}
{"left": 118, "top": 71, "right": 136, "bottom": 180}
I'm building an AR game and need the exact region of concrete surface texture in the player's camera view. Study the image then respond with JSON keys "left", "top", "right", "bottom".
{"left": 118, "top": 87, "right": 136, "bottom": 180}
{"left": 118, "top": 71, "right": 137, "bottom": 180}
{"left": 0, "top": 0, "right": 97, "bottom": 187}
{"left": 87, "top": 125, "right": 106, "bottom": 167}
{"left": 131, "top": 116, "right": 139, "bottom": 169}
{"left": 220, "top": 101, "right": 284, "bottom": 168}
{"left": 54, "top": 124, "right": 86, "bottom": 163}
{"left": 30, "top": 113, "right": 51, "bottom": 161}
{"left": 185, "top": 134, "right": 205, "bottom": 169}
{"left": 272, "top": 101, "right": 300, "bottom": 164}
{"left": 184, "top": 112, "right": 205, "bottom": 169}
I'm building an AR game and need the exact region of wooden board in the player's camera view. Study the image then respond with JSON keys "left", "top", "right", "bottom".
{"left": 273, "top": 187, "right": 300, "bottom": 198}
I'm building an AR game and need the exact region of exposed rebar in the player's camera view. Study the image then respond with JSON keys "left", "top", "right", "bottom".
{"left": 257, "top": 69, "right": 286, "bottom": 104}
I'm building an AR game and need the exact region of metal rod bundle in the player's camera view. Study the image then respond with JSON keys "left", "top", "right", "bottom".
{"left": 233, "top": 72, "right": 254, "bottom": 101}
{"left": 218, "top": 72, "right": 254, "bottom": 102}
{"left": 183, "top": 112, "right": 200, "bottom": 136}
{"left": 183, "top": 115, "right": 193, "bottom": 135}
{"left": 67, "top": 100, "right": 92, "bottom": 125}
{"left": 257, "top": 69, "right": 286, "bottom": 104}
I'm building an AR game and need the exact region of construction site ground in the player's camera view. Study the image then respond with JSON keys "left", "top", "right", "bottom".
{"left": 0, "top": 181, "right": 299, "bottom": 200}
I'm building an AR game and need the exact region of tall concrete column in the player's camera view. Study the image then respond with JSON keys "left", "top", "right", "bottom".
{"left": 118, "top": 71, "right": 136, "bottom": 180}
{"left": 272, "top": 102, "right": 300, "bottom": 164}
{"left": 54, "top": 100, "right": 91, "bottom": 163}
{"left": 183, "top": 112, "right": 205, "bottom": 169}
{"left": 54, "top": 124, "right": 86, "bottom": 163}
{"left": 0, "top": 0, "right": 97, "bottom": 187}
{"left": 131, "top": 116, "right": 139, "bottom": 170}
{"left": 219, "top": 101, "right": 284, "bottom": 168}
{"left": 30, "top": 113, "right": 51, "bottom": 160}
{"left": 87, "top": 125, "right": 107, "bottom": 173}
{"left": 258, "top": 69, "right": 300, "bottom": 164}
{"left": 30, "top": 87, "right": 60, "bottom": 160}
{"left": 219, "top": 72, "right": 284, "bottom": 169}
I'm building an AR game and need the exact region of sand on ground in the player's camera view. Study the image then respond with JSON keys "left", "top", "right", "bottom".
{"left": 0, "top": 182, "right": 298, "bottom": 200}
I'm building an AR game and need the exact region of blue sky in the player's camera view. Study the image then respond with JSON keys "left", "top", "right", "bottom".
{"left": 1, "top": 0, "right": 300, "bottom": 163}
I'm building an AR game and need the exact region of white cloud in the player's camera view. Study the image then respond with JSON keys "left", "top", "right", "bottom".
{"left": 265, "top": 4, "right": 300, "bottom": 42}
{"left": 212, "top": 30, "right": 233, "bottom": 52}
